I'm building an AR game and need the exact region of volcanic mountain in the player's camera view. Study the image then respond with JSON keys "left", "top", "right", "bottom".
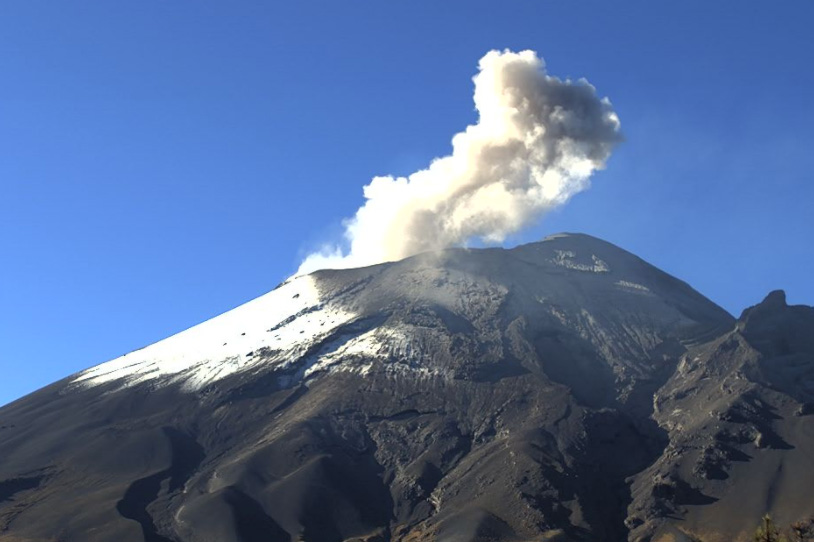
{"left": 1, "top": 233, "right": 812, "bottom": 542}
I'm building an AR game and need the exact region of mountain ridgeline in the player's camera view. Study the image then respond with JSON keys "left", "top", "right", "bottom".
{"left": 1, "top": 233, "right": 812, "bottom": 542}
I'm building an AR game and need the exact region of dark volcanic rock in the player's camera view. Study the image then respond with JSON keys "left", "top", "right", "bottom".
{"left": 0, "top": 233, "right": 811, "bottom": 542}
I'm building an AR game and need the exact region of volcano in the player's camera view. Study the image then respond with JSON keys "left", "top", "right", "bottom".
{"left": 1, "top": 233, "right": 813, "bottom": 542}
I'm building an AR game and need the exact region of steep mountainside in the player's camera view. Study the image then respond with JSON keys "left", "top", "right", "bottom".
{"left": 629, "top": 290, "right": 814, "bottom": 542}
{"left": 1, "top": 233, "right": 811, "bottom": 542}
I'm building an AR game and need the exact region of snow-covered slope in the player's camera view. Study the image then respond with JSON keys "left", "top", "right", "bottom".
{"left": 72, "top": 275, "right": 359, "bottom": 391}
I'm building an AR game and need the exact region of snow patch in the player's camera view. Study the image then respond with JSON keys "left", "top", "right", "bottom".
{"left": 551, "top": 250, "right": 609, "bottom": 273}
{"left": 302, "top": 329, "right": 384, "bottom": 379}
{"left": 72, "top": 276, "right": 358, "bottom": 391}
{"left": 542, "top": 233, "right": 573, "bottom": 241}
{"left": 616, "top": 280, "right": 650, "bottom": 292}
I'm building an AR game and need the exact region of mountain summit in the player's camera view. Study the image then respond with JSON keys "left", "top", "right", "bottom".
{"left": 1, "top": 234, "right": 812, "bottom": 542}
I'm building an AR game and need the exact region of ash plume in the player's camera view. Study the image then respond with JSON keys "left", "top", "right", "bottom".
{"left": 298, "top": 49, "right": 621, "bottom": 274}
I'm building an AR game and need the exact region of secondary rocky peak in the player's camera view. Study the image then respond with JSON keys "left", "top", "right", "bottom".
{"left": 737, "top": 289, "right": 814, "bottom": 357}
{"left": 738, "top": 289, "right": 787, "bottom": 325}
{"left": 762, "top": 288, "right": 788, "bottom": 307}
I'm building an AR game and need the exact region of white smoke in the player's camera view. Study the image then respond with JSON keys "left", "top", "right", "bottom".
{"left": 298, "top": 49, "right": 621, "bottom": 275}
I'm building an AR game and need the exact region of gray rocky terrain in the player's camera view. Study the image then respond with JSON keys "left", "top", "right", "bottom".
{"left": 1, "top": 233, "right": 811, "bottom": 542}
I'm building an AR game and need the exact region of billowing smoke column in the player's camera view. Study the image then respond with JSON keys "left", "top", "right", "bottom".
{"left": 298, "top": 49, "right": 621, "bottom": 275}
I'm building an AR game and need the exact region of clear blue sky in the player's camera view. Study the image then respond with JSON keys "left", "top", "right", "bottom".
{"left": 2, "top": 1, "right": 813, "bottom": 406}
